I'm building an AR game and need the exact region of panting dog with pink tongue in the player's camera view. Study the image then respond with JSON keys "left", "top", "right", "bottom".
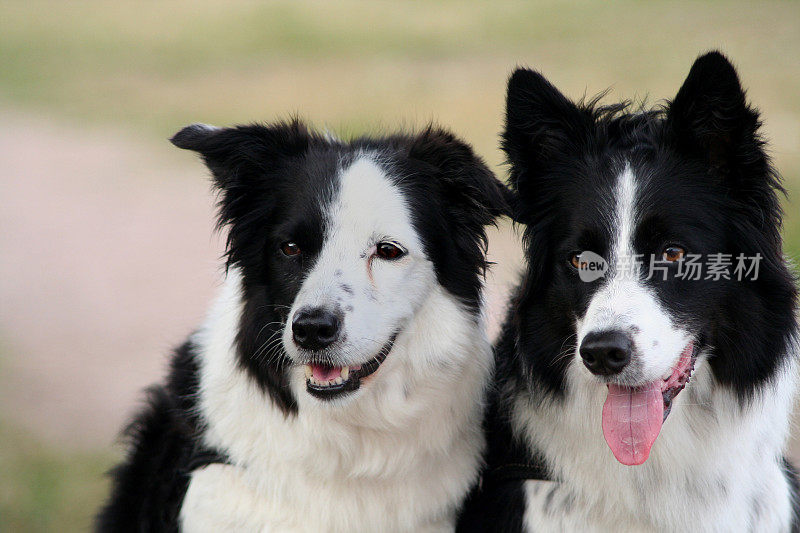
{"left": 602, "top": 342, "right": 694, "bottom": 465}
{"left": 458, "top": 51, "right": 800, "bottom": 532}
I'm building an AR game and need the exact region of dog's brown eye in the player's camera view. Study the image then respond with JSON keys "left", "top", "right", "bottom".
{"left": 663, "top": 245, "right": 685, "bottom": 262}
{"left": 569, "top": 252, "right": 584, "bottom": 269}
{"left": 376, "top": 242, "right": 405, "bottom": 260}
{"left": 281, "top": 242, "right": 301, "bottom": 256}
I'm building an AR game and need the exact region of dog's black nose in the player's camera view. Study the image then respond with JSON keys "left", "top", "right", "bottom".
{"left": 579, "top": 330, "right": 632, "bottom": 376}
{"left": 292, "top": 307, "right": 342, "bottom": 350}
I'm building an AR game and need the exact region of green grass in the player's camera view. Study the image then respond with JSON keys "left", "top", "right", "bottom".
{"left": 0, "top": 421, "right": 114, "bottom": 532}
{"left": 2, "top": 1, "right": 799, "bottom": 138}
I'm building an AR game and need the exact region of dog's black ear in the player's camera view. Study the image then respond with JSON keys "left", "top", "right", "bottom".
{"left": 666, "top": 52, "right": 765, "bottom": 181}
{"left": 410, "top": 126, "right": 510, "bottom": 223}
{"left": 171, "top": 120, "right": 312, "bottom": 191}
{"left": 409, "top": 127, "right": 509, "bottom": 293}
{"left": 666, "top": 52, "right": 783, "bottom": 241}
{"left": 171, "top": 120, "right": 315, "bottom": 267}
{"left": 501, "top": 68, "right": 591, "bottom": 223}
{"left": 171, "top": 119, "right": 313, "bottom": 219}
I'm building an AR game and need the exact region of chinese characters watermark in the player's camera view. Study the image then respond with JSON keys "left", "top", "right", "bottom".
{"left": 574, "top": 252, "right": 762, "bottom": 282}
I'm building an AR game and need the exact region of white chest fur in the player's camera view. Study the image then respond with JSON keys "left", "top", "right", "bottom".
{"left": 180, "top": 272, "right": 492, "bottom": 532}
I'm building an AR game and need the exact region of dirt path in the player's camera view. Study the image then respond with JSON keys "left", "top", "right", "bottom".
{"left": 0, "top": 110, "right": 522, "bottom": 450}
{"left": 0, "top": 110, "right": 224, "bottom": 449}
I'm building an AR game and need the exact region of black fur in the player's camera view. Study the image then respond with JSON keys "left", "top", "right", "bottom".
{"left": 456, "top": 366, "right": 543, "bottom": 533}
{"left": 386, "top": 126, "right": 508, "bottom": 313}
{"left": 461, "top": 51, "right": 799, "bottom": 529}
{"left": 95, "top": 341, "right": 226, "bottom": 532}
{"left": 97, "top": 120, "right": 508, "bottom": 530}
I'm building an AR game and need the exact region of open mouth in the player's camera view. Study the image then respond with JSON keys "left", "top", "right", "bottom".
{"left": 303, "top": 334, "right": 397, "bottom": 401}
{"left": 601, "top": 341, "right": 697, "bottom": 466}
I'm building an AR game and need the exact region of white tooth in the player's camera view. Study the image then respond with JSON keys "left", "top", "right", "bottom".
{"left": 304, "top": 365, "right": 312, "bottom": 379}
{"left": 341, "top": 366, "right": 349, "bottom": 380}
{"left": 333, "top": 377, "right": 343, "bottom": 385}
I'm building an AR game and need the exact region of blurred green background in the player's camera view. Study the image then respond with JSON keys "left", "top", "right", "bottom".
{"left": 1, "top": 1, "right": 798, "bottom": 530}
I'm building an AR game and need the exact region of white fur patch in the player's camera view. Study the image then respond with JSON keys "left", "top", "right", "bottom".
{"left": 282, "top": 156, "right": 434, "bottom": 383}
{"left": 181, "top": 464, "right": 275, "bottom": 532}
{"left": 576, "top": 163, "right": 692, "bottom": 384}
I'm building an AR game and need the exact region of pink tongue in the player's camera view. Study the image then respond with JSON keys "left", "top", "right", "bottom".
{"left": 602, "top": 382, "right": 664, "bottom": 466}
{"left": 311, "top": 364, "right": 341, "bottom": 381}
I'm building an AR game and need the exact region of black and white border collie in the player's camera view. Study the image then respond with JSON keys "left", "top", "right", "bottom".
{"left": 96, "top": 120, "right": 508, "bottom": 531}
{"left": 460, "top": 52, "right": 800, "bottom": 531}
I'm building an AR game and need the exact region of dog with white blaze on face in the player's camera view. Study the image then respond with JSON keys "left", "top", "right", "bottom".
{"left": 458, "top": 52, "right": 800, "bottom": 532}
{"left": 94, "top": 120, "right": 509, "bottom": 532}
